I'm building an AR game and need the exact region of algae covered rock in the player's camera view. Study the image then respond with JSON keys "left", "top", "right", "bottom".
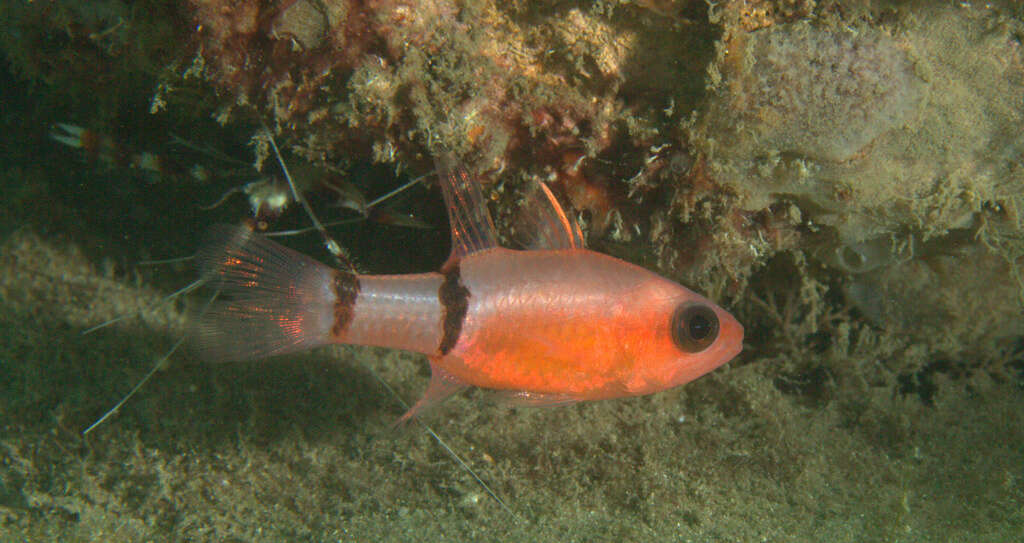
{"left": 695, "top": 6, "right": 1024, "bottom": 247}
{"left": 708, "top": 21, "right": 926, "bottom": 165}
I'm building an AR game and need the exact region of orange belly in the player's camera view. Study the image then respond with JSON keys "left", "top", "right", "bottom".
{"left": 435, "top": 248, "right": 735, "bottom": 399}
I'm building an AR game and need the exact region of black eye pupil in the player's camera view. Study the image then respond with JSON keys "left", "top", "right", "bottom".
{"left": 671, "top": 304, "right": 720, "bottom": 353}
{"left": 689, "top": 314, "right": 712, "bottom": 340}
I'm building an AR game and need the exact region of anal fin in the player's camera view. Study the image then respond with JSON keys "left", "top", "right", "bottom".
{"left": 395, "top": 358, "right": 469, "bottom": 425}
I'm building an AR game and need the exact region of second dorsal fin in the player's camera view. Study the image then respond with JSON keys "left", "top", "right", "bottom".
{"left": 515, "top": 181, "right": 585, "bottom": 251}
{"left": 436, "top": 155, "right": 500, "bottom": 270}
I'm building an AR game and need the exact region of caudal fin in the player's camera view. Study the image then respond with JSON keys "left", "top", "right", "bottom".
{"left": 193, "top": 225, "right": 338, "bottom": 362}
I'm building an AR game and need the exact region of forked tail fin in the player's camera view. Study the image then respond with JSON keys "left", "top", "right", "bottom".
{"left": 193, "top": 225, "right": 338, "bottom": 362}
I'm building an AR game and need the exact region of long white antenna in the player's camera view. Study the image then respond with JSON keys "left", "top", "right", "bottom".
{"left": 368, "top": 369, "right": 520, "bottom": 521}
{"left": 262, "top": 125, "right": 348, "bottom": 269}
{"left": 83, "top": 287, "right": 219, "bottom": 435}
{"left": 82, "top": 277, "right": 203, "bottom": 335}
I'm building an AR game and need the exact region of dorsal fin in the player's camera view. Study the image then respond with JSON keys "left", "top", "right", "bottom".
{"left": 515, "top": 181, "right": 585, "bottom": 250}
{"left": 436, "top": 155, "right": 499, "bottom": 269}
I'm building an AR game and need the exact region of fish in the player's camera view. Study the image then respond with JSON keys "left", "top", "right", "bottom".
{"left": 194, "top": 156, "right": 743, "bottom": 421}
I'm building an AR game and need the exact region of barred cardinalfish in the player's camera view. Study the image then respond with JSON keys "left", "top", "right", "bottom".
{"left": 195, "top": 158, "right": 743, "bottom": 420}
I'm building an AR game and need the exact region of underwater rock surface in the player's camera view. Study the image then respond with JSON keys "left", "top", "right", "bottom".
{"left": 698, "top": 6, "right": 1024, "bottom": 247}
{"left": 714, "top": 21, "right": 926, "bottom": 164}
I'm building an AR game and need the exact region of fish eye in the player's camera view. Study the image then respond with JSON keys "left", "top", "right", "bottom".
{"left": 671, "top": 303, "right": 719, "bottom": 353}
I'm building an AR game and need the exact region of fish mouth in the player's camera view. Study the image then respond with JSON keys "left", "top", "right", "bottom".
{"left": 716, "top": 310, "right": 744, "bottom": 362}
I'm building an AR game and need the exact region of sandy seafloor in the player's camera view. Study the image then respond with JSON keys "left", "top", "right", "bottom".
{"left": 4, "top": 228, "right": 1022, "bottom": 543}
{"left": 2, "top": 13, "right": 1024, "bottom": 543}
